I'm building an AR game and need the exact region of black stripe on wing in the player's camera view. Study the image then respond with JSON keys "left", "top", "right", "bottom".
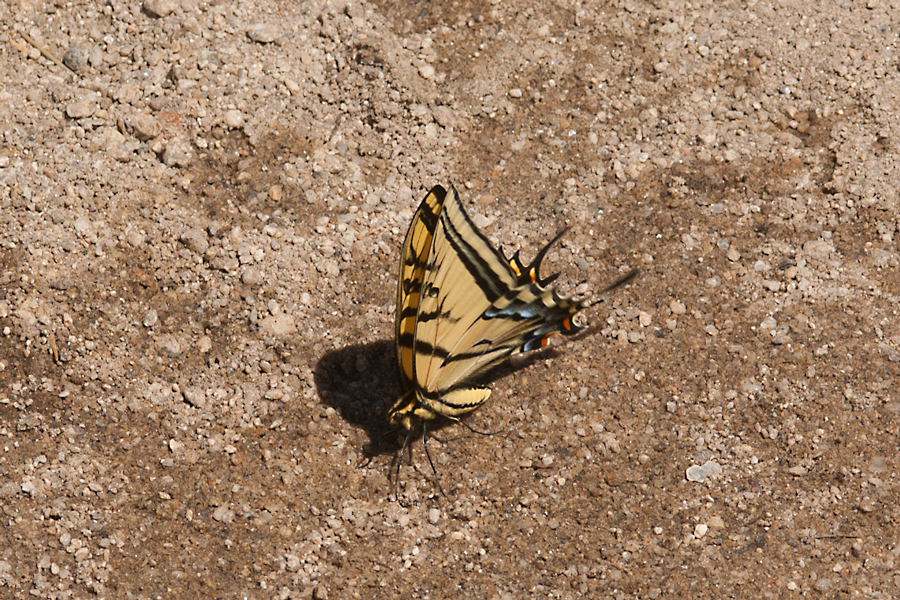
{"left": 439, "top": 187, "right": 517, "bottom": 303}
{"left": 416, "top": 306, "right": 459, "bottom": 324}
{"left": 416, "top": 189, "right": 442, "bottom": 232}
{"left": 425, "top": 387, "right": 493, "bottom": 409}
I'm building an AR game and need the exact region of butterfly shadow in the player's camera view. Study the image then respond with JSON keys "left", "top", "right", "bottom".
{"left": 313, "top": 339, "right": 568, "bottom": 457}
{"left": 314, "top": 339, "right": 582, "bottom": 503}
{"left": 313, "top": 340, "right": 406, "bottom": 458}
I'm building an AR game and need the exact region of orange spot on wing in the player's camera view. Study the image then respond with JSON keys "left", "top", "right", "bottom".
{"left": 540, "top": 331, "right": 559, "bottom": 348}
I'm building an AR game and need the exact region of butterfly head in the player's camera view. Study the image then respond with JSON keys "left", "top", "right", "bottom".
{"left": 388, "top": 390, "right": 437, "bottom": 431}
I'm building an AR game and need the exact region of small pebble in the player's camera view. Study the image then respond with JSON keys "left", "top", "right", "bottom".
{"left": 162, "top": 138, "right": 194, "bottom": 167}
{"left": 224, "top": 109, "right": 244, "bottom": 128}
{"left": 126, "top": 232, "right": 145, "bottom": 247}
{"left": 142, "top": 309, "right": 158, "bottom": 328}
{"left": 143, "top": 0, "right": 177, "bottom": 17}
{"left": 63, "top": 45, "right": 88, "bottom": 72}
{"left": 419, "top": 64, "right": 435, "bottom": 79}
{"left": 242, "top": 267, "right": 263, "bottom": 285}
{"left": 158, "top": 335, "right": 182, "bottom": 356}
{"left": 197, "top": 336, "right": 212, "bottom": 353}
{"left": 127, "top": 112, "right": 161, "bottom": 140}
{"left": 323, "top": 261, "right": 340, "bottom": 277}
{"left": 212, "top": 505, "right": 235, "bottom": 523}
{"left": 742, "top": 380, "right": 762, "bottom": 394}
{"left": 180, "top": 229, "right": 209, "bottom": 254}
{"left": 698, "top": 127, "right": 717, "bottom": 146}
{"left": 66, "top": 99, "right": 96, "bottom": 119}
{"left": 269, "top": 185, "right": 283, "bottom": 201}
{"left": 313, "top": 585, "right": 329, "bottom": 600}
{"left": 0, "top": 482, "right": 19, "bottom": 498}
{"left": 686, "top": 460, "right": 722, "bottom": 482}
{"left": 182, "top": 387, "right": 205, "bottom": 407}
{"left": 74, "top": 216, "right": 92, "bottom": 235}
{"left": 260, "top": 314, "right": 296, "bottom": 337}
{"left": 115, "top": 83, "right": 142, "bottom": 105}
{"left": 247, "top": 23, "right": 280, "bottom": 43}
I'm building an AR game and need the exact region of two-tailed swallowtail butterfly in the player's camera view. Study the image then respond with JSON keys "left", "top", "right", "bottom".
{"left": 389, "top": 184, "right": 636, "bottom": 442}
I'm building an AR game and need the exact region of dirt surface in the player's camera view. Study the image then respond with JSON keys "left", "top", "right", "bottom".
{"left": 1, "top": 0, "right": 899, "bottom": 598}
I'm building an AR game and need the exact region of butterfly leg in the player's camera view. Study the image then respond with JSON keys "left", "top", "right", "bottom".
{"left": 448, "top": 415, "right": 504, "bottom": 437}
{"left": 394, "top": 427, "right": 416, "bottom": 503}
{"left": 421, "top": 420, "right": 446, "bottom": 497}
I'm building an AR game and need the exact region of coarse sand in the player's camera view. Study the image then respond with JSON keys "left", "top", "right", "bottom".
{"left": 1, "top": 0, "right": 898, "bottom": 598}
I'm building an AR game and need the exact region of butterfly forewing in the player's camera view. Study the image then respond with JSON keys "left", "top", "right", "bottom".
{"left": 395, "top": 186, "right": 444, "bottom": 392}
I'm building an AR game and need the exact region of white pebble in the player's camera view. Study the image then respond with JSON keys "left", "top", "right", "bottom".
{"left": 224, "top": 110, "right": 244, "bottom": 128}
{"left": 686, "top": 460, "right": 722, "bottom": 482}
{"left": 418, "top": 64, "right": 435, "bottom": 79}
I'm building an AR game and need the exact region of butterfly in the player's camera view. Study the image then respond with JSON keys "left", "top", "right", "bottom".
{"left": 388, "top": 184, "right": 636, "bottom": 451}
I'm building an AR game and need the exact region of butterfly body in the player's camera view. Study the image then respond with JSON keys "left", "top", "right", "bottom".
{"left": 389, "top": 185, "right": 588, "bottom": 432}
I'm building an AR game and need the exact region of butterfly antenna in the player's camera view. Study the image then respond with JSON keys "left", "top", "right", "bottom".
{"left": 421, "top": 420, "right": 446, "bottom": 497}
{"left": 598, "top": 268, "right": 639, "bottom": 295}
{"left": 571, "top": 269, "right": 640, "bottom": 341}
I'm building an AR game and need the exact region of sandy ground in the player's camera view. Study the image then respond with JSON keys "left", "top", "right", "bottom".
{"left": 1, "top": 0, "right": 899, "bottom": 598}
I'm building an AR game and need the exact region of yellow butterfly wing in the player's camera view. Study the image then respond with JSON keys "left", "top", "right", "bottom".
{"left": 395, "top": 186, "right": 444, "bottom": 393}
{"left": 389, "top": 184, "right": 586, "bottom": 430}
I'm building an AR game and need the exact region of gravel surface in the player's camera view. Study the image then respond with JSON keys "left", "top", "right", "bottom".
{"left": 1, "top": 0, "right": 898, "bottom": 598}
